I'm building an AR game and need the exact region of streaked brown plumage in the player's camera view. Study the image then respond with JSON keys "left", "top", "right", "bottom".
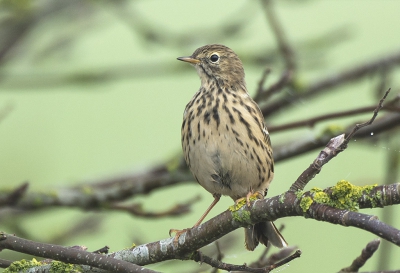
{"left": 173, "top": 44, "right": 287, "bottom": 250}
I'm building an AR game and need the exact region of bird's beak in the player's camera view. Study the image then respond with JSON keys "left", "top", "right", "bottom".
{"left": 177, "top": 56, "right": 200, "bottom": 64}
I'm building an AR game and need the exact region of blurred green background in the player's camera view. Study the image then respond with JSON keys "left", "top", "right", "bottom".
{"left": 1, "top": 0, "right": 400, "bottom": 272}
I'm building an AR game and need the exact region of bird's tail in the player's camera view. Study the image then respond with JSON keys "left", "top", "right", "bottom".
{"left": 244, "top": 221, "right": 288, "bottom": 251}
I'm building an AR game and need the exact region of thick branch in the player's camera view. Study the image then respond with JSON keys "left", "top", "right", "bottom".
{"left": 105, "top": 187, "right": 400, "bottom": 266}
{"left": 0, "top": 232, "right": 157, "bottom": 273}
{"left": 0, "top": 158, "right": 193, "bottom": 212}
{"left": 2, "top": 182, "right": 400, "bottom": 271}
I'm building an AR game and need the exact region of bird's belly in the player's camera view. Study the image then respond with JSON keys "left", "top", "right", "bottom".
{"left": 187, "top": 130, "right": 270, "bottom": 200}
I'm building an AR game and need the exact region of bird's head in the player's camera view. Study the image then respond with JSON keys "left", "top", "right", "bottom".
{"left": 177, "top": 44, "right": 245, "bottom": 87}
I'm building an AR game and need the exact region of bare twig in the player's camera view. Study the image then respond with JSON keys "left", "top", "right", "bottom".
{"left": 255, "top": 67, "right": 271, "bottom": 99}
{"left": 261, "top": 51, "right": 400, "bottom": 118}
{"left": 0, "top": 158, "right": 193, "bottom": 213}
{"left": 341, "top": 89, "right": 390, "bottom": 145}
{"left": 110, "top": 195, "right": 200, "bottom": 218}
{"left": 0, "top": 182, "right": 29, "bottom": 207}
{"left": 0, "top": 258, "right": 13, "bottom": 269}
{"left": 255, "top": 0, "right": 296, "bottom": 102}
{"left": 339, "top": 239, "right": 381, "bottom": 272}
{"left": 265, "top": 246, "right": 297, "bottom": 266}
{"left": 289, "top": 88, "right": 390, "bottom": 191}
{"left": 49, "top": 215, "right": 102, "bottom": 245}
{"left": 92, "top": 246, "right": 109, "bottom": 254}
{"left": 269, "top": 103, "right": 400, "bottom": 133}
{"left": 192, "top": 248, "right": 300, "bottom": 273}
{"left": 265, "top": 249, "right": 302, "bottom": 271}
{"left": 289, "top": 134, "right": 345, "bottom": 191}
{"left": 109, "top": 1, "right": 253, "bottom": 48}
{"left": 274, "top": 112, "right": 400, "bottom": 162}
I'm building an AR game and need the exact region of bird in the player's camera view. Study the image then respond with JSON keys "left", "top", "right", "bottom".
{"left": 170, "top": 44, "right": 287, "bottom": 250}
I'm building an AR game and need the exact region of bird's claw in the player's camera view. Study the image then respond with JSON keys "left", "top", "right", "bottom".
{"left": 169, "top": 228, "right": 189, "bottom": 243}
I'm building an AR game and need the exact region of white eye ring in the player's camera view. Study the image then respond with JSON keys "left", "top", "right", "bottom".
{"left": 209, "top": 53, "right": 220, "bottom": 63}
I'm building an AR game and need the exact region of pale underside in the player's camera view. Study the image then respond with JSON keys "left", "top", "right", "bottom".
{"left": 182, "top": 86, "right": 274, "bottom": 201}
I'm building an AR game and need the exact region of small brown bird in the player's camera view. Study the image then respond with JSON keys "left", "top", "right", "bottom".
{"left": 171, "top": 44, "right": 287, "bottom": 250}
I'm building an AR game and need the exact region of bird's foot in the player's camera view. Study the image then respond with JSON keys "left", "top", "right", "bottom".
{"left": 234, "top": 192, "right": 263, "bottom": 208}
{"left": 233, "top": 197, "right": 247, "bottom": 209}
{"left": 247, "top": 191, "right": 263, "bottom": 204}
{"left": 169, "top": 228, "right": 190, "bottom": 244}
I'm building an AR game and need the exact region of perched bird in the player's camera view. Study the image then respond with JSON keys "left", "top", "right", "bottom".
{"left": 171, "top": 44, "right": 287, "bottom": 250}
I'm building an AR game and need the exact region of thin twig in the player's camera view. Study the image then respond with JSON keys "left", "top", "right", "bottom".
{"left": 261, "top": 51, "right": 400, "bottom": 118}
{"left": 255, "top": 67, "right": 271, "bottom": 99}
{"left": 339, "top": 239, "right": 381, "bottom": 272}
{"left": 341, "top": 88, "right": 391, "bottom": 146}
{"left": 210, "top": 241, "right": 224, "bottom": 273}
{"left": 110, "top": 195, "right": 200, "bottom": 218}
{"left": 274, "top": 112, "right": 400, "bottom": 162}
{"left": 266, "top": 249, "right": 302, "bottom": 271}
{"left": 0, "top": 258, "right": 13, "bottom": 269}
{"left": 289, "top": 88, "right": 391, "bottom": 191}
{"left": 193, "top": 248, "right": 300, "bottom": 273}
{"left": 269, "top": 104, "right": 400, "bottom": 133}
{"left": 255, "top": 0, "right": 296, "bottom": 102}
{"left": 0, "top": 182, "right": 29, "bottom": 207}
{"left": 92, "top": 245, "right": 109, "bottom": 254}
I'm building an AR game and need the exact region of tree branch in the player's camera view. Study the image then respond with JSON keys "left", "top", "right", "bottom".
{"left": 261, "top": 51, "right": 400, "bottom": 118}
{"left": 339, "top": 239, "right": 381, "bottom": 272}
{"left": 254, "top": 0, "right": 296, "bottom": 102}
{"left": 0, "top": 232, "right": 158, "bottom": 273}
{"left": 290, "top": 88, "right": 390, "bottom": 191}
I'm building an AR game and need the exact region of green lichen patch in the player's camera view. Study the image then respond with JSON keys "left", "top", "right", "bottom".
{"left": 366, "top": 190, "right": 382, "bottom": 208}
{"left": 279, "top": 193, "right": 286, "bottom": 203}
{"left": 4, "top": 258, "right": 42, "bottom": 273}
{"left": 298, "top": 180, "right": 378, "bottom": 213}
{"left": 295, "top": 190, "right": 305, "bottom": 199}
{"left": 231, "top": 210, "right": 251, "bottom": 224}
{"left": 229, "top": 199, "right": 247, "bottom": 212}
{"left": 313, "top": 191, "right": 330, "bottom": 204}
{"left": 300, "top": 196, "right": 313, "bottom": 212}
{"left": 229, "top": 195, "right": 258, "bottom": 212}
{"left": 50, "top": 261, "right": 82, "bottom": 273}
{"left": 312, "top": 180, "right": 377, "bottom": 211}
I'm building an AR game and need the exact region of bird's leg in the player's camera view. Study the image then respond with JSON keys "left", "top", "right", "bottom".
{"left": 169, "top": 194, "right": 221, "bottom": 242}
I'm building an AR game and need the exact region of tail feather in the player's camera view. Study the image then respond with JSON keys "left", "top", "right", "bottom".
{"left": 244, "top": 221, "right": 287, "bottom": 251}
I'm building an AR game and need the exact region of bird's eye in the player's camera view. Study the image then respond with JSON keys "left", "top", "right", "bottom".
{"left": 210, "top": 53, "right": 219, "bottom": 63}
